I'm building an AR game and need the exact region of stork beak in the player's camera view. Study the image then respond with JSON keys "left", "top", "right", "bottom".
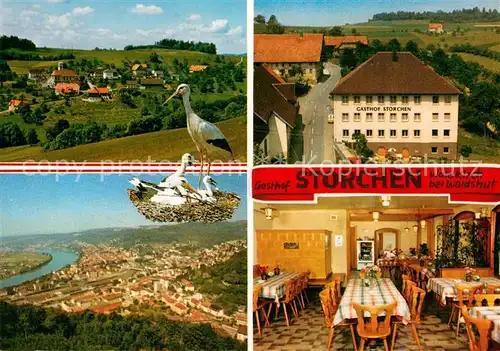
{"left": 185, "top": 182, "right": 195, "bottom": 193}
{"left": 163, "top": 91, "right": 178, "bottom": 106}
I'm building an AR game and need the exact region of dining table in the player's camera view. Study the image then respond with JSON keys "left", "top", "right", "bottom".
{"left": 469, "top": 306, "right": 500, "bottom": 344}
{"left": 254, "top": 271, "right": 300, "bottom": 303}
{"left": 428, "top": 277, "right": 500, "bottom": 305}
{"left": 333, "top": 278, "right": 411, "bottom": 326}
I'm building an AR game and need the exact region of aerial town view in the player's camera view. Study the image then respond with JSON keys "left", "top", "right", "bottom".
{"left": 0, "top": 0, "right": 247, "bottom": 162}
{"left": 0, "top": 173, "right": 248, "bottom": 350}
{"left": 253, "top": 2, "right": 500, "bottom": 164}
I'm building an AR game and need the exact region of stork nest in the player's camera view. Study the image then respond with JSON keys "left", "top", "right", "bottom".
{"left": 127, "top": 187, "right": 240, "bottom": 223}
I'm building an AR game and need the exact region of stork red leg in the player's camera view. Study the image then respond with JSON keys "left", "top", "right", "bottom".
{"left": 207, "top": 154, "right": 211, "bottom": 175}
{"left": 198, "top": 151, "right": 204, "bottom": 189}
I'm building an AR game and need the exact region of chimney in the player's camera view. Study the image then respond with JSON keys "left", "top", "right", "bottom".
{"left": 392, "top": 51, "right": 398, "bottom": 62}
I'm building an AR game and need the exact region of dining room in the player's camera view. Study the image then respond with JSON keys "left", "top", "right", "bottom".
{"left": 253, "top": 196, "right": 500, "bottom": 350}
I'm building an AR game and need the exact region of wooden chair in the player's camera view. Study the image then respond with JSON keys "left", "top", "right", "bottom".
{"left": 391, "top": 286, "right": 426, "bottom": 351}
{"left": 275, "top": 278, "right": 299, "bottom": 326}
{"left": 473, "top": 294, "right": 500, "bottom": 307}
{"left": 253, "top": 285, "right": 271, "bottom": 337}
{"left": 449, "top": 283, "right": 484, "bottom": 336}
{"left": 326, "top": 277, "right": 343, "bottom": 305}
{"left": 462, "top": 305, "right": 492, "bottom": 351}
{"left": 352, "top": 302, "right": 396, "bottom": 351}
{"left": 401, "top": 274, "right": 409, "bottom": 298}
{"left": 405, "top": 281, "right": 417, "bottom": 304}
{"left": 414, "top": 270, "right": 429, "bottom": 291}
{"left": 485, "top": 282, "right": 500, "bottom": 294}
{"left": 319, "top": 287, "right": 357, "bottom": 351}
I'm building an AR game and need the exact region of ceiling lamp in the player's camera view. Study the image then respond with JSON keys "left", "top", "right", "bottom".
{"left": 372, "top": 211, "right": 380, "bottom": 222}
{"left": 380, "top": 195, "right": 391, "bottom": 207}
{"left": 481, "top": 207, "right": 488, "bottom": 218}
{"left": 475, "top": 212, "right": 481, "bottom": 219}
{"left": 420, "top": 220, "right": 426, "bottom": 229}
{"left": 413, "top": 224, "right": 419, "bottom": 232}
{"left": 263, "top": 206, "right": 277, "bottom": 220}
{"left": 404, "top": 227, "right": 410, "bottom": 234}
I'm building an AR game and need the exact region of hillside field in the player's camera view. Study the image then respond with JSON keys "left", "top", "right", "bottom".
{"left": 457, "top": 52, "right": 500, "bottom": 72}
{"left": 6, "top": 48, "right": 243, "bottom": 75}
{"left": 0, "top": 116, "right": 246, "bottom": 162}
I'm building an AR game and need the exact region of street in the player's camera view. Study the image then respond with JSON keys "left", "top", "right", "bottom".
{"left": 299, "top": 62, "right": 341, "bottom": 163}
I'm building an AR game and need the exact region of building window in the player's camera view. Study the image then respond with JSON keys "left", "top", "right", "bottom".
{"left": 414, "top": 95, "right": 421, "bottom": 104}
{"left": 402, "top": 113, "right": 409, "bottom": 122}
{"left": 444, "top": 147, "right": 449, "bottom": 154}
{"left": 444, "top": 96, "right": 452, "bottom": 104}
{"left": 402, "top": 95, "right": 409, "bottom": 104}
{"left": 354, "top": 96, "right": 360, "bottom": 104}
{"left": 432, "top": 129, "right": 438, "bottom": 137}
{"left": 432, "top": 95, "right": 439, "bottom": 104}
{"left": 432, "top": 113, "right": 439, "bottom": 121}
{"left": 343, "top": 129, "right": 349, "bottom": 137}
{"left": 366, "top": 129, "right": 373, "bottom": 137}
{"left": 390, "top": 113, "right": 397, "bottom": 122}
{"left": 431, "top": 147, "right": 438, "bottom": 154}
{"left": 444, "top": 129, "right": 450, "bottom": 137}
{"left": 414, "top": 113, "right": 421, "bottom": 122}
{"left": 378, "top": 113, "right": 385, "bottom": 122}
{"left": 390, "top": 129, "right": 396, "bottom": 137}
{"left": 342, "top": 113, "right": 349, "bottom": 122}
{"left": 378, "top": 95, "right": 385, "bottom": 103}
{"left": 366, "top": 113, "right": 373, "bottom": 122}
{"left": 444, "top": 113, "right": 451, "bottom": 121}
{"left": 414, "top": 130, "right": 421, "bottom": 137}
{"left": 366, "top": 96, "right": 373, "bottom": 104}
{"left": 402, "top": 129, "right": 409, "bottom": 137}
{"left": 354, "top": 113, "right": 361, "bottom": 121}
{"left": 378, "top": 129, "right": 385, "bottom": 137}
{"left": 354, "top": 129, "right": 361, "bottom": 135}
{"left": 390, "top": 95, "right": 397, "bottom": 103}
{"left": 342, "top": 96, "right": 349, "bottom": 104}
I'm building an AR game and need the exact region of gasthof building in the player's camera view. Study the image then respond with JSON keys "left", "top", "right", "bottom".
{"left": 330, "top": 52, "right": 461, "bottom": 159}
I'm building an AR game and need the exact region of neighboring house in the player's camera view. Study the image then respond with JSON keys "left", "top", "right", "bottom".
{"left": 131, "top": 63, "right": 148, "bottom": 77}
{"left": 140, "top": 78, "right": 164, "bottom": 88}
{"left": 125, "top": 80, "right": 141, "bottom": 89}
{"left": 236, "top": 325, "right": 248, "bottom": 342}
{"left": 28, "top": 68, "right": 45, "bottom": 80}
{"left": 8, "top": 99, "right": 29, "bottom": 112}
{"left": 55, "top": 83, "right": 80, "bottom": 95}
{"left": 330, "top": 52, "right": 461, "bottom": 160}
{"left": 325, "top": 35, "right": 369, "bottom": 50}
{"left": 151, "top": 70, "right": 164, "bottom": 79}
{"left": 254, "top": 33, "right": 324, "bottom": 83}
{"left": 189, "top": 65, "right": 209, "bottom": 73}
{"left": 89, "top": 67, "right": 105, "bottom": 79}
{"left": 428, "top": 23, "right": 444, "bottom": 33}
{"left": 87, "top": 87, "right": 110, "bottom": 101}
{"left": 254, "top": 65, "right": 298, "bottom": 159}
{"left": 52, "top": 69, "right": 78, "bottom": 83}
{"left": 103, "top": 69, "right": 120, "bottom": 80}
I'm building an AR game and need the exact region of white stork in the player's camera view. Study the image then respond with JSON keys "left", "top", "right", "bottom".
{"left": 197, "top": 175, "right": 217, "bottom": 204}
{"left": 163, "top": 84, "right": 234, "bottom": 188}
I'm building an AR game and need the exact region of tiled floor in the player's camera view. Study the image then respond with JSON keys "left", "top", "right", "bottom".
{"left": 254, "top": 289, "right": 470, "bottom": 351}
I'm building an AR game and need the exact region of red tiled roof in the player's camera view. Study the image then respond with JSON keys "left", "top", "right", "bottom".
{"left": 9, "top": 99, "right": 28, "bottom": 107}
{"left": 429, "top": 23, "right": 443, "bottom": 29}
{"left": 131, "top": 63, "right": 147, "bottom": 71}
{"left": 52, "top": 69, "right": 78, "bottom": 77}
{"left": 262, "top": 64, "right": 285, "bottom": 83}
{"left": 175, "top": 303, "right": 187, "bottom": 310}
{"left": 92, "top": 302, "right": 121, "bottom": 314}
{"left": 182, "top": 279, "right": 193, "bottom": 287}
{"left": 55, "top": 83, "right": 80, "bottom": 94}
{"left": 331, "top": 52, "right": 461, "bottom": 95}
{"left": 325, "top": 35, "right": 368, "bottom": 47}
{"left": 88, "top": 87, "right": 109, "bottom": 94}
{"left": 189, "top": 65, "right": 209, "bottom": 72}
{"left": 254, "top": 34, "right": 324, "bottom": 63}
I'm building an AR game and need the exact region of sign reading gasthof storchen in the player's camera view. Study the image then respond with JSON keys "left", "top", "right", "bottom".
{"left": 252, "top": 166, "right": 500, "bottom": 203}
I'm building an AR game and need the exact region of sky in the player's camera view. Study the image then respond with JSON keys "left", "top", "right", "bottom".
{"left": 0, "top": 173, "right": 247, "bottom": 236}
{"left": 0, "top": 0, "right": 246, "bottom": 53}
{"left": 255, "top": 0, "right": 500, "bottom": 26}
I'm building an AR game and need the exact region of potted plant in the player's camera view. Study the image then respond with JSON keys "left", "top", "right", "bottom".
{"left": 465, "top": 267, "right": 476, "bottom": 282}
{"left": 409, "top": 247, "right": 416, "bottom": 256}
{"left": 273, "top": 264, "right": 280, "bottom": 276}
{"left": 258, "top": 265, "right": 269, "bottom": 280}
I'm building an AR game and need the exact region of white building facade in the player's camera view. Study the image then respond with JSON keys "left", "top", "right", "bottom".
{"left": 331, "top": 52, "right": 461, "bottom": 159}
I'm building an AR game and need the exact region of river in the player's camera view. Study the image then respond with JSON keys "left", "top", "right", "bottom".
{"left": 0, "top": 250, "right": 79, "bottom": 289}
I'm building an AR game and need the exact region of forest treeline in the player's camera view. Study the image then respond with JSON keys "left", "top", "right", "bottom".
{"left": 370, "top": 7, "right": 500, "bottom": 22}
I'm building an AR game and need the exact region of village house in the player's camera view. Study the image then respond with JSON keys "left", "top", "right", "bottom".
{"left": 52, "top": 63, "right": 78, "bottom": 83}
{"left": 89, "top": 67, "right": 105, "bottom": 79}
{"left": 103, "top": 69, "right": 120, "bottom": 80}
{"left": 189, "top": 65, "right": 209, "bottom": 73}
{"left": 254, "top": 64, "right": 298, "bottom": 160}
{"left": 92, "top": 302, "right": 121, "bottom": 314}
{"left": 140, "top": 78, "right": 164, "bottom": 88}
{"left": 131, "top": 63, "right": 148, "bottom": 77}
{"left": 181, "top": 279, "right": 194, "bottom": 292}
{"left": 325, "top": 35, "right": 369, "bottom": 56}
{"left": 87, "top": 87, "right": 110, "bottom": 102}
{"left": 55, "top": 83, "right": 80, "bottom": 95}
{"left": 125, "top": 80, "right": 141, "bottom": 89}
{"left": 171, "top": 302, "right": 188, "bottom": 315}
{"left": 28, "top": 68, "right": 45, "bottom": 80}
{"left": 151, "top": 70, "right": 164, "bottom": 79}
{"left": 428, "top": 23, "right": 444, "bottom": 33}
{"left": 254, "top": 33, "right": 324, "bottom": 83}
{"left": 8, "top": 99, "right": 29, "bottom": 112}
{"left": 236, "top": 325, "right": 248, "bottom": 342}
